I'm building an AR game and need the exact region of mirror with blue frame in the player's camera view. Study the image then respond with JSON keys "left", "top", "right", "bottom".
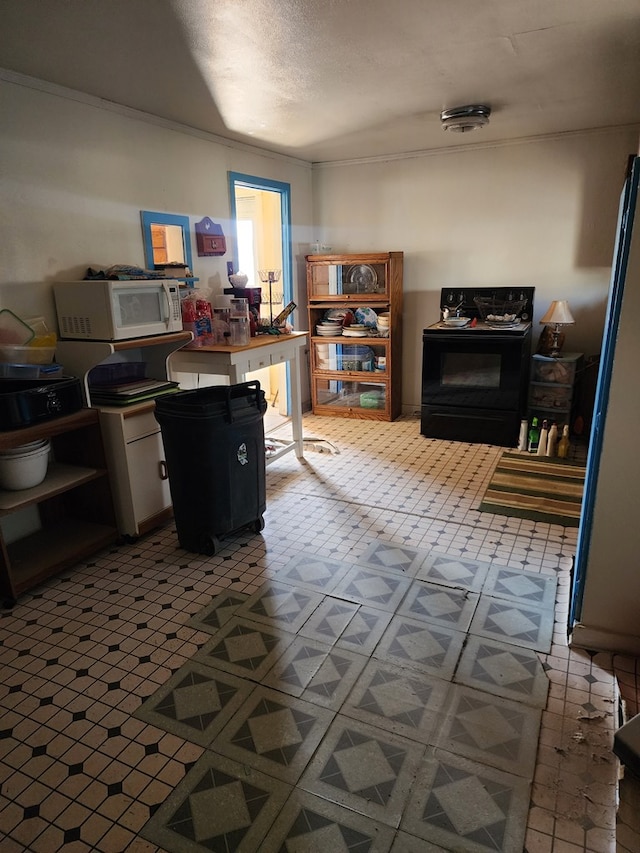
{"left": 140, "top": 210, "right": 194, "bottom": 274}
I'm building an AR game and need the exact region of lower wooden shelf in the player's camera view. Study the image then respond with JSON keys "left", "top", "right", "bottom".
{"left": 0, "top": 463, "right": 103, "bottom": 512}
{"left": 0, "top": 408, "right": 119, "bottom": 604}
{"left": 6, "top": 517, "right": 118, "bottom": 597}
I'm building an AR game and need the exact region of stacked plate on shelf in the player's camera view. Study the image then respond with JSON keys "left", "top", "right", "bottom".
{"left": 316, "top": 319, "right": 343, "bottom": 336}
{"left": 342, "top": 324, "right": 369, "bottom": 338}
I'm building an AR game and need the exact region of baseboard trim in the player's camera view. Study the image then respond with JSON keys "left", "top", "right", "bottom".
{"left": 569, "top": 624, "right": 640, "bottom": 656}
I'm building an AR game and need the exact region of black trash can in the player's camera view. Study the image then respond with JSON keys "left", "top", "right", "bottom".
{"left": 154, "top": 381, "right": 267, "bottom": 555}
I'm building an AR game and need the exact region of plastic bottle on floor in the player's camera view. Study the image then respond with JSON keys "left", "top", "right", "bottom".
{"left": 546, "top": 422, "right": 558, "bottom": 456}
{"left": 537, "top": 419, "right": 549, "bottom": 456}
{"left": 557, "top": 425, "right": 571, "bottom": 458}
{"left": 518, "top": 419, "right": 528, "bottom": 451}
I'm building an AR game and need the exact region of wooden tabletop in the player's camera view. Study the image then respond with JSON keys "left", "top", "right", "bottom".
{"left": 187, "top": 330, "right": 308, "bottom": 354}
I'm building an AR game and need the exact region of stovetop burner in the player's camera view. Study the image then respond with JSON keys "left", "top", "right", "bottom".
{"left": 434, "top": 286, "right": 535, "bottom": 324}
{"left": 428, "top": 319, "right": 531, "bottom": 334}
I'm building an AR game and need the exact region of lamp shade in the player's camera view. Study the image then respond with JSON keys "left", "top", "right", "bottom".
{"left": 540, "top": 300, "right": 575, "bottom": 326}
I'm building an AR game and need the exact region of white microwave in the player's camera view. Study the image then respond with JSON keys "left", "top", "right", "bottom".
{"left": 53, "top": 279, "right": 183, "bottom": 340}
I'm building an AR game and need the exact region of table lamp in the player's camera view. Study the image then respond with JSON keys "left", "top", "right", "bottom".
{"left": 540, "top": 300, "right": 575, "bottom": 357}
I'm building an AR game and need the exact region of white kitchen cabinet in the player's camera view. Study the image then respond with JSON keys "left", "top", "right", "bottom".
{"left": 97, "top": 405, "right": 173, "bottom": 536}
{"left": 56, "top": 332, "right": 192, "bottom": 537}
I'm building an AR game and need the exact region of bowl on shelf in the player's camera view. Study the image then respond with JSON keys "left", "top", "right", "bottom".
{"left": 443, "top": 316, "right": 471, "bottom": 327}
{"left": 0, "top": 440, "right": 50, "bottom": 490}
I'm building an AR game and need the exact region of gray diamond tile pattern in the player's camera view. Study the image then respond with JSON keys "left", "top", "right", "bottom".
{"left": 341, "top": 659, "right": 450, "bottom": 741}
{"left": 401, "top": 748, "right": 531, "bottom": 852}
{"left": 399, "top": 579, "right": 479, "bottom": 631}
{"left": 236, "top": 582, "right": 324, "bottom": 632}
{"left": 416, "top": 553, "right": 491, "bottom": 592}
{"left": 299, "top": 716, "right": 426, "bottom": 826}
{"left": 455, "top": 634, "right": 550, "bottom": 708}
{"left": 193, "top": 616, "right": 294, "bottom": 680}
{"left": 274, "top": 552, "right": 351, "bottom": 593}
{"left": 140, "top": 752, "right": 290, "bottom": 852}
{"left": 469, "top": 596, "right": 554, "bottom": 652}
{"left": 6, "top": 414, "right": 599, "bottom": 853}
{"left": 359, "top": 540, "right": 427, "bottom": 577}
{"left": 434, "top": 685, "right": 542, "bottom": 776}
{"left": 215, "top": 685, "right": 335, "bottom": 783}
{"left": 134, "top": 539, "right": 553, "bottom": 849}
{"left": 332, "top": 565, "right": 412, "bottom": 612}
{"left": 482, "top": 565, "right": 558, "bottom": 609}
{"left": 133, "top": 660, "right": 254, "bottom": 746}
{"left": 374, "top": 613, "right": 467, "bottom": 680}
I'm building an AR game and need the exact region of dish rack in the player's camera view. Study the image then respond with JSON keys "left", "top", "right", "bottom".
{"left": 474, "top": 297, "right": 527, "bottom": 325}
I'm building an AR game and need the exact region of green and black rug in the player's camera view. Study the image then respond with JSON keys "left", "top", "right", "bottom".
{"left": 479, "top": 451, "right": 586, "bottom": 527}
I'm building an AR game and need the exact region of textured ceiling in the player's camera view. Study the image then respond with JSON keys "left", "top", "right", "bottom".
{"left": 1, "top": 0, "right": 640, "bottom": 162}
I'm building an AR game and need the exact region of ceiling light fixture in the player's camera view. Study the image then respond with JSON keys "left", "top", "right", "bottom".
{"left": 440, "top": 104, "right": 491, "bottom": 133}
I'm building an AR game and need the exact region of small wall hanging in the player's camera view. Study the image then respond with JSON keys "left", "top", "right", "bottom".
{"left": 195, "top": 217, "right": 227, "bottom": 257}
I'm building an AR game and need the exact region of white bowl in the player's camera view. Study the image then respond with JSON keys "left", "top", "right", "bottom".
{"left": 443, "top": 316, "right": 470, "bottom": 327}
{"left": 228, "top": 273, "right": 249, "bottom": 287}
{"left": 0, "top": 443, "right": 50, "bottom": 490}
{"left": 0, "top": 439, "right": 49, "bottom": 457}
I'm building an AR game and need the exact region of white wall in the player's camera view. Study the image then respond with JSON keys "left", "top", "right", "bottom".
{"left": 312, "top": 130, "right": 639, "bottom": 410}
{"left": 2, "top": 75, "right": 637, "bottom": 417}
{"left": 0, "top": 77, "right": 314, "bottom": 353}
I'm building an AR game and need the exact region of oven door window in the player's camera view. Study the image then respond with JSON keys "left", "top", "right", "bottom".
{"left": 422, "top": 336, "right": 526, "bottom": 410}
{"left": 441, "top": 352, "right": 501, "bottom": 388}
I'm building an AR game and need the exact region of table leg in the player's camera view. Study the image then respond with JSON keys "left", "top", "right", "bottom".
{"left": 289, "top": 347, "right": 304, "bottom": 459}
{"left": 228, "top": 365, "right": 244, "bottom": 385}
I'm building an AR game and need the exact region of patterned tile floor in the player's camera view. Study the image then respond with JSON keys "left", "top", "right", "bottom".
{"left": 0, "top": 413, "right": 637, "bottom": 851}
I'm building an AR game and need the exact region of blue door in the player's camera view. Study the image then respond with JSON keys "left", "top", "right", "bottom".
{"left": 569, "top": 156, "right": 640, "bottom": 629}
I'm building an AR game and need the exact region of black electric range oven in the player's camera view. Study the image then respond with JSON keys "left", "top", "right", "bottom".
{"left": 421, "top": 287, "right": 535, "bottom": 446}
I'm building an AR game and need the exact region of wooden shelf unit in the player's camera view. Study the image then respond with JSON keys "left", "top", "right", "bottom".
{"left": 0, "top": 408, "right": 118, "bottom": 604}
{"left": 306, "top": 252, "right": 403, "bottom": 421}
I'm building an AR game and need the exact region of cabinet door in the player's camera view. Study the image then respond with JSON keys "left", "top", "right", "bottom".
{"left": 127, "top": 432, "right": 171, "bottom": 526}
{"left": 312, "top": 340, "right": 388, "bottom": 374}
{"left": 308, "top": 260, "right": 388, "bottom": 300}
{"left": 312, "top": 377, "right": 389, "bottom": 416}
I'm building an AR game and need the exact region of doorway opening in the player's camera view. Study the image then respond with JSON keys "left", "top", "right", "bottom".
{"left": 228, "top": 173, "right": 293, "bottom": 435}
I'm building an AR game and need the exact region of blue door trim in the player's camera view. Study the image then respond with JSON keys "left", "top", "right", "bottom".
{"left": 569, "top": 156, "right": 640, "bottom": 628}
{"left": 227, "top": 172, "right": 293, "bottom": 312}
{"left": 228, "top": 172, "right": 294, "bottom": 414}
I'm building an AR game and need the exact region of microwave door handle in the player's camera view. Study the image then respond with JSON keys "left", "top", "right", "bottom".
{"left": 161, "top": 282, "right": 171, "bottom": 328}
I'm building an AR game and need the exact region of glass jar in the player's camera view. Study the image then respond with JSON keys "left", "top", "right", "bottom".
{"left": 229, "top": 316, "right": 250, "bottom": 346}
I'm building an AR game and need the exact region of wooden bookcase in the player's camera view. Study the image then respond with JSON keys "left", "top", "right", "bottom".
{"left": 306, "top": 252, "right": 403, "bottom": 421}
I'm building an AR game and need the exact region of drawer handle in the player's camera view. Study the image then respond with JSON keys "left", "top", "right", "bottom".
{"left": 159, "top": 460, "right": 168, "bottom": 480}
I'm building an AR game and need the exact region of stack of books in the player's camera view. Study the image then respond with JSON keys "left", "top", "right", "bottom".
{"left": 89, "top": 378, "right": 180, "bottom": 407}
